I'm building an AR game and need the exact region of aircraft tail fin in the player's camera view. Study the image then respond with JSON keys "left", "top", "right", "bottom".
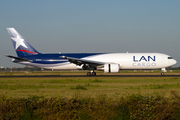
{"left": 7, "top": 28, "right": 40, "bottom": 57}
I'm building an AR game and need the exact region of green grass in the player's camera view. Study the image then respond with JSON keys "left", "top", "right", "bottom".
{"left": 71, "top": 84, "right": 87, "bottom": 90}
{"left": 0, "top": 76, "right": 180, "bottom": 98}
{"left": 1, "top": 71, "right": 180, "bottom": 119}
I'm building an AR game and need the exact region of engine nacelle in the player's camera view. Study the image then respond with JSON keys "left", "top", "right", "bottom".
{"left": 82, "top": 64, "right": 89, "bottom": 70}
{"left": 104, "top": 63, "right": 120, "bottom": 73}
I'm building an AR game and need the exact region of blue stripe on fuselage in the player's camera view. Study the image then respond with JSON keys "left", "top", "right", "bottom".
{"left": 23, "top": 53, "right": 104, "bottom": 64}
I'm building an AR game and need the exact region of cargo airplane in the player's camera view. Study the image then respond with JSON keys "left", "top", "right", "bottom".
{"left": 6, "top": 28, "right": 177, "bottom": 76}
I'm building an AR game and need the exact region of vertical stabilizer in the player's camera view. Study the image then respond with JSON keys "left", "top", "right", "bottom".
{"left": 7, "top": 28, "right": 40, "bottom": 57}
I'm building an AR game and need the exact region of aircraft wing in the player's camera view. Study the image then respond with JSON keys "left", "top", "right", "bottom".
{"left": 5, "top": 55, "right": 32, "bottom": 62}
{"left": 60, "top": 56, "right": 104, "bottom": 67}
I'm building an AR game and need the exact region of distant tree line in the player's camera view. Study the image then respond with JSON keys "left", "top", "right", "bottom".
{"left": 166, "top": 66, "right": 180, "bottom": 70}
{"left": 0, "top": 66, "right": 42, "bottom": 72}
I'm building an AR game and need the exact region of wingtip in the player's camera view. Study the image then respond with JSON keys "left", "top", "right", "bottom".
{"left": 60, "top": 56, "right": 67, "bottom": 59}
{"left": 5, "top": 54, "right": 9, "bottom": 57}
{"left": 60, "top": 56, "right": 65, "bottom": 58}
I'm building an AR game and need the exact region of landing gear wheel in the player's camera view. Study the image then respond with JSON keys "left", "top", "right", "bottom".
{"left": 87, "top": 72, "right": 96, "bottom": 76}
{"left": 161, "top": 72, "right": 164, "bottom": 76}
{"left": 92, "top": 72, "right": 96, "bottom": 76}
{"left": 87, "top": 72, "right": 91, "bottom": 76}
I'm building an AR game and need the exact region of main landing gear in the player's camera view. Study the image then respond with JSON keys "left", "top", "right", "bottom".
{"left": 87, "top": 71, "right": 96, "bottom": 76}
{"left": 82, "top": 64, "right": 96, "bottom": 76}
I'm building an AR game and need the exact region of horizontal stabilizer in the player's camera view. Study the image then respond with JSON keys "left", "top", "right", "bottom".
{"left": 5, "top": 55, "right": 32, "bottom": 62}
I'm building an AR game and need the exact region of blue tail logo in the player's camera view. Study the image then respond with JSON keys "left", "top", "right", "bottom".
{"left": 7, "top": 28, "right": 40, "bottom": 57}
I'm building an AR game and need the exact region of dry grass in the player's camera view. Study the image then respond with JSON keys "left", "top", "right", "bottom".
{"left": 1, "top": 90, "right": 180, "bottom": 119}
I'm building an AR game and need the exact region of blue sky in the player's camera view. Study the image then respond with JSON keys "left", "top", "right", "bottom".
{"left": 0, "top": 0, "right": 180, "bottom": 67}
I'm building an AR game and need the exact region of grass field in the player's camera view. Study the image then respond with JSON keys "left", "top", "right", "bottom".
{"left": 0, "top": 71, "right": 180, "bottom": 99}
{"left": 1, "top": 71, "right": 180, "bottom": 119}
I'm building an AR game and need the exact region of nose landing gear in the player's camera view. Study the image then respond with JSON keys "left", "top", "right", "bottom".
{"left": 161, "top": 72, "right": 164, "bottom": 76}
{"left": 161, "top": 68, "right": 167, "bottom": 76}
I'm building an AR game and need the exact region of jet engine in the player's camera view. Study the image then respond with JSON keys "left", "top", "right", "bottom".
{"left": 104, "top": 63, "right": 120, "bottom": 73}
{"left": 82, "top": 64, "right": 89, "bottom": 70}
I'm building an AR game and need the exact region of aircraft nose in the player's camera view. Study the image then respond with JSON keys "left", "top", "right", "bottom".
{"left": 173, "top": 59, "right": 177, "bottom": 65}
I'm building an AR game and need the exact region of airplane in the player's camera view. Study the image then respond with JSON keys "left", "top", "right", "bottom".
{"left": 6, "top": 28, "right": 177, "bottom": 76}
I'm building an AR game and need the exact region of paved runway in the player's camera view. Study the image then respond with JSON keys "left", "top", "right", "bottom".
{"left": 0, "top": 75, "right": 180, "bottom": 77}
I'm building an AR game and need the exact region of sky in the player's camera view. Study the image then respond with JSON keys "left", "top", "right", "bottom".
{"left": 0, "top": 0, "right": 180, "bottom": 68}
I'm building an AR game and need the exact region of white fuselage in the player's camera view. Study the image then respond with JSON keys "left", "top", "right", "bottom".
{"left": 19, "top": 53, "right": 177, "bottom": 70}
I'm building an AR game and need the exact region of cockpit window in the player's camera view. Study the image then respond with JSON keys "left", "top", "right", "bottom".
{"left": 168, "top": 57, "right": 173, "bottom": 59}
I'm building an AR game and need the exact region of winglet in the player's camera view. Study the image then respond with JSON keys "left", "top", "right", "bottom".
{"left": 60, "top": 56, "right": 67, "bottom": 59}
